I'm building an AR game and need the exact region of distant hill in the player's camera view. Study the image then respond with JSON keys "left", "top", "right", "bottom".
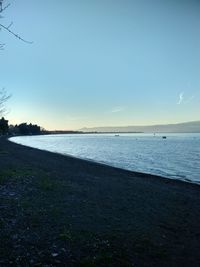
{"left": 80, "top": 121, "right": 200, "bottom": 133}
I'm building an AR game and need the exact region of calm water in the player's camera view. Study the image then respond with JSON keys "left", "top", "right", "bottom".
{"left": 10, "top": 133, "right": 200, "bottom": 184}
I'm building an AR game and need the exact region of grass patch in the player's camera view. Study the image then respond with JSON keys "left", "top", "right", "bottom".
{"left": 0, "top": 168, "right": 34, "bottom": 185}
{"left": 134, "top": 235, "right": 169, "bottom": 260}
{"left": 0, "top": 218, "right": 4, "bottom": 229}
{"left": 38, "top": 176, "right": 63, "bottom": 191}
{"left": 78, "top": 244, "right": 131, "bottom": 267}
{"left": 37, "top": 175, "right": 75, "bottom": 193}
{"left": 59, "top": 227, "right": 73, "bottom": 241}
{"left": 0, "top": 173, "right": 7, "bottom": 184}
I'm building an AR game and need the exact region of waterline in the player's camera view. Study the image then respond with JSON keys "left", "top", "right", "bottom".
{"left": 10, "top": 133, "right": 200, "bottom": 184}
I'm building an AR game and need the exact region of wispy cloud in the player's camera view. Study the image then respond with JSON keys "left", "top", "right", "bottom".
{"left": 177, "top": 92, "right": 195, "bottom": 105}
{"left": 111, "top": 106, "right": 124, "bottom": 113}
{"left": 177, "top": 92, "right": 184, "bottom": 105}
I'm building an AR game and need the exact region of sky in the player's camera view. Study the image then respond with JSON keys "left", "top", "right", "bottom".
{"left": 0, "top": 0, "right": 200, "bottom": 130}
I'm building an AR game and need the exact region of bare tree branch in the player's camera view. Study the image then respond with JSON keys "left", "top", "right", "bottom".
{"left": 0, "top": 0, "right": 33, "bottom": 45}
{"left": 0, "top": 88, "right": 11, "bottom": 116}
{"left": 0, "top": 22, "right": 33, "bottom": 44}
{"left": 1, "top": 3, "right": 11, "bottom": 12}
{"left": 7, "top": 21, "right": 13, "bottom": 28}
{"left": 0, "top": 42, "right": 5, "bottom": 49}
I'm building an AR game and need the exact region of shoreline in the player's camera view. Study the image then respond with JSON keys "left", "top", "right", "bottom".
{"left": 9, "top": 135, "right": 200, "bottom": 186}
{"left": 1, "top": 137, "right": 200, "bottom": 266}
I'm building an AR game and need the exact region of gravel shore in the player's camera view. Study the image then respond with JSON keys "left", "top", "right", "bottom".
{"left": 0, "top": 137, "right": 200, "bottom": 266}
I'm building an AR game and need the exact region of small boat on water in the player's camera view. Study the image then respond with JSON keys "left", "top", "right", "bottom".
{"left": 162, "top": 136, "right": 167, "bottom": 139}
{"left": 115, "top": 134, "right": 120, "bottom": 137}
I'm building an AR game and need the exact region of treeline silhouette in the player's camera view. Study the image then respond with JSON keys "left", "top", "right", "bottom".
{"left": 10, "top": 123, "right": 41, "bottom": 135}
{"left": 0, "top": 117, "right": 9, "bottom": 135}
{"left": 0, "top": 117, "right": 42, "bottom": 135}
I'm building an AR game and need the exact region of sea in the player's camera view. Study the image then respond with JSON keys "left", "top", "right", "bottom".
{"left": 10, "top": 133, "right": 200, "bottom": 184}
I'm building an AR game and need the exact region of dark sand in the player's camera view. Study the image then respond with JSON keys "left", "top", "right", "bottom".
{"left": 0, "top": 137, "right": 200, "bottom": 266}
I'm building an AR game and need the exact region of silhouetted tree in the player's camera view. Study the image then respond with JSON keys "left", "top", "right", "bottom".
{"left": 18, "top": 123, "right": 41, "bottom": 135}
{"left": 0, "top": 117, "right": 9, "bottom": 135}
{"left": 9, "top": 124, "right": 19, "bottom": 135}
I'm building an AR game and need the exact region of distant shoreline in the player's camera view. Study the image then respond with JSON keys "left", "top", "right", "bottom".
{"left": 11, "top": 131, "right": 200, "bottom": 136}
{"left": 79, "top": 120, "right": 200, "bottom": 133}
{"left": 44, "top": 131, "right": 144, "bottom": 134}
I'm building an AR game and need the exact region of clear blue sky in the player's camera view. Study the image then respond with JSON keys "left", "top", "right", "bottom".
{"left": 0, "top": 0, "right": 200, "bottom": 130}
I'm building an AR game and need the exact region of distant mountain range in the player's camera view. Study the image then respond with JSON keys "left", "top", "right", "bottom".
{"left": 80, "top": 121, "right": 200, "bottom": 133}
